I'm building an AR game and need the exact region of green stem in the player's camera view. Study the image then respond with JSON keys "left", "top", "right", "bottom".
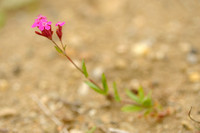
{"left": 52, "top": 40, "right": 102, "bottom": 89}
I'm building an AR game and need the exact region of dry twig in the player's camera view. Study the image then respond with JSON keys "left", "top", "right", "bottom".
{"left": 188, "top": 107, "right": 200, "bottom": 124}
{"left": 31, "top": 95, "right": 69, "bottom": 133}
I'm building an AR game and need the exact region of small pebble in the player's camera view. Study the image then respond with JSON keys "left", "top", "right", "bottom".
{"left": 185, "top": 47, "right": 199, "bottom": 64}
{"left": 131, "top": 41, "right": 151, "bottom": 57}
{"left": 108, "top": 128, "right": 130, "bottom": 133}
{"left": 88, "top": 109, "right": 97, "bottom": 117}
{"left": 13, "top": 65, "right": 22, "bottom": 76}
{"left": 129, "top": 79, "right": 140, "bottom": 89}
{"left": 114, "top": 59, "right": 127, "bottom": 69}
{"left": 0, "top": 79, "right": 9, "bottom": 91}
{"left": 78, "top": 82, "right": 89, "bottom": 96}
{"left": 92, "top": 66, "right": 104, "bottom": 79}
{"left": 181, "top": 120, "right": 193, "bottom": 130}
{"left": 187, "top": 53, "right": 198, "bottom": 64}
{"left": 70, "top": 129, "right": 83, "bottom": 133}
{"left": 189, "top": 72, "right": 200, "bottom": 83}
{"left": 150, "top": 80, "right": 160, "bottom": 88}
{"left": 41, "top": 96, "right": 49, "bottom": 104}
{"left": 0, "top": 108, "right": 17, "bottom": 118}
{"left": 190, "top": 47, "right": 198, "bottom": 54}
{"left": 76, "top": 107, "right": 86, "bottom": 114}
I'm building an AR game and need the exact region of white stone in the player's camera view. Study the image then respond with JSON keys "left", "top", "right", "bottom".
{"left": 131, "top": 41, "right": 152, "bottom": 57}
{"left": 92, "top": 66, "right": 104, "bottom": 79}
{"left": 78, "top": 82, "right": 89, "bottom": 96}
{"left": 70, "top": 129, "right": 83, "bottom": 133}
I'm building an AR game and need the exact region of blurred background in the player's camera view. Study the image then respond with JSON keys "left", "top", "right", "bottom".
{"left": 0, "top": 0, "right": 200, "bottom": 132}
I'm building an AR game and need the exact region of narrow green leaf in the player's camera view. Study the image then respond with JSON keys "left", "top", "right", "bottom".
{"left": 54, "top": 46, "right": 62, "bottom": 53}
{"left": 102, "top": 73, "right": 108, "bottom": 95}
{"left": 142, "top": 93, "right": 153, "bottom": 107}
{"left": 85, "top": 81, "right": 105, "bottom": 95}
{"left": 142, "top": 97, "right": 152, "bottom": 107}
{"left": 87, "top": 126, "right": 96, "bottom": 133}
{"left": 122, "top": 105, "right": 143, "bottom": 112}
{"left": 113, "top": 82, "right": 121, "bottom": 102}
{"left": 126, "top": 89, "right": 141, "bottom": 104}
{"left": 138, "top": 86, "right": 145, "bottom": 100}
{"left": 82, "top": 59, "right": 88, "bottom": 77}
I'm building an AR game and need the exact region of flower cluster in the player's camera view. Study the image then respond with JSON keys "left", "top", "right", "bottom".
{"left": 32, "top": 15, "right": 65, "bottom": 41}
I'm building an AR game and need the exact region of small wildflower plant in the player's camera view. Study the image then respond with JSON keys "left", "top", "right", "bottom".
{"left": 31, "top": 15, "right": 165, "bottom": 117}
{"left": 122, "top": 87, "right": 153, "bottom": 114}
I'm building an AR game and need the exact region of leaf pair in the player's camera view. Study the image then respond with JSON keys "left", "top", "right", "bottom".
{"left": 85, "top": 73, "right": 108, "bottom": 95}
{"left": 122, "top": 87, "right": 153, "bottom": 113}
{"left": 82, "top": 59, "right": 108, "bottom": 95}
{"left": 82, "top": 59, "right": 121, "bottom": 102}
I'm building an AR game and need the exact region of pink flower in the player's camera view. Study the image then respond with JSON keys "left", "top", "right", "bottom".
{"left": 37, "top": 15, "right": 47, "bottom": 20}
{"left": 38, "top": 20, "right": 52, "bottom": 31}
{"left": 32, "top": 19, "right": 40, "bottom": 28}
{"left": 32, "top": 15, "right": 53, "bottom": 40}
{"left": 55, "top": 21, "right": 65, "bottom": 26}
{"left": 32, "top": 15, "right": 47, "bottom": 28}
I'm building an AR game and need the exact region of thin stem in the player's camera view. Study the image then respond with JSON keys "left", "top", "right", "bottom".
{"left": 60, "top": 40, "right": 65, "bottom": 50}
{"left": 52, "top": 40, "right": 102, "bottom": 89}
{"left": 51, "top": 40, "right": 61, "bottom": 50}
{"left": 65, "top": 53, "right": 84, "bottom": 73}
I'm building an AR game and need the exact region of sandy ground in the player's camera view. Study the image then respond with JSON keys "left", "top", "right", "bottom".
{"left": 0, "top": 0, "right": 200, "bottom": 132}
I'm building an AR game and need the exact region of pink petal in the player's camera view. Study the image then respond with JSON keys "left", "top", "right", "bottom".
{"left": 40, "top": 19, "right": 47, "bottom": 23}
{"left": 32, "top": 23, "right": 37, "bottom": 28}
{"left": 39, "top": 25, "right": 44, "bottom": 31}
{"left": 37, "top": 15, "right": 47, "bottom": 20}
{"left": 45, "top": 25, "right": 50, "bottom": 30}
{"left": 55, "top": 21, "right": 65, "bottom": 26}
{"left": 47, "top": 21, "right": 52, "bottom": 25}
{"left": 32, "top": 19, "right": 40, "bottom": 28}
{"left": 60, "top": 22, "right": 65, "bottom": 26}
{"left": 55, "top": 22, "right": 60, "bottom": 26}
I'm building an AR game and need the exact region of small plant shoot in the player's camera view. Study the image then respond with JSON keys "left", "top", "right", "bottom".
{"left": 122, "top": 87, "right": 153, "bottom": 115}
{"left": 113, "top": 82, "right": 121, "bottom": 102}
